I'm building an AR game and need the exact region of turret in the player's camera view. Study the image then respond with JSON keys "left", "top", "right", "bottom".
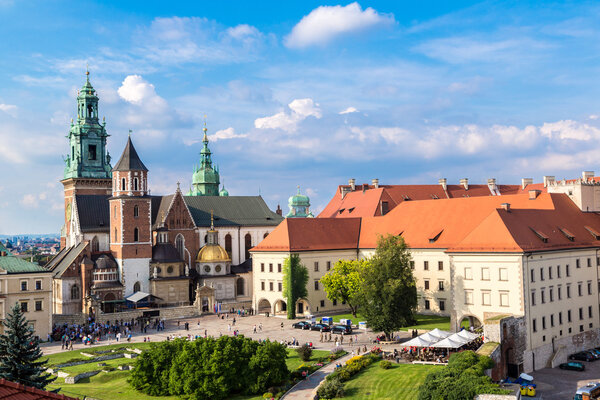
{"left": 188, "top": 122, "right": 221, "bottom": 196}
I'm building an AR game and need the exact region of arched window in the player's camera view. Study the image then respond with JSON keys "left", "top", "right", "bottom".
{"left": 225, "top": 234, "right": 232, "bottom": 257}
{"left": 133, "top": 281, "right": 141, "bottom": 293}
{"left": 121, "top": 177, "right": 126, "bottom": 191}
{"left": 175, "top": 234, "right": 184, "bottom": 261}
{"left": 237, "top": 278, "right": 245, "bottom": 296}
{"left": 133, "top": 228, "right": 139, "bottom": 242}
{"left": 204, "top": 234, "right": 208, "bottom": 244}
{"left": 91, "top": 236, "right": 99, "bottom": 253}
{"left": 244, "top": 233, "right": 252, "bottom": 261}
{"left": 133, "top": 205, "right": 139, "bottom": 218}
{"left": 133, "top": 178, "right": 139, "bottom": 191}
{"left": 263, "top": 232, "right": 269, "bottom": 239}
{"left": 71, "top": 284, "right": 79, "bottom": 300}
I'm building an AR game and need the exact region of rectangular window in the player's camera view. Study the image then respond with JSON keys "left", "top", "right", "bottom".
{"left": 326, "top": 261, "right": 331, "bottom": 271}
{"left": 499, "top": 268, "right": 508, "bottom": 281}
{"left": 557, "top": 265, "right": 561, "bottom": 278}
{"left": 588, "top": 281, "right": 592, "bottom": 295}
{"left": 261, "top": 281, "right": 265, "bottom": 291}
{"left": 558, "top": 286, "right": 562, "bottom": 300}
{"left": 531, "top": 291, "right": 536, "bottom": 306}
{"left": 482, "top": 291, "right": 491, "bottom": 306}
{"left": 541, "top": 289, "right": 545, "bottom": 304}
{"left": 424, "top": 261, "right": 429, "bottom": 271}
{"left": 577, "top": 259, "right": 581, "bottom": 268}
{"left": 500, "top": 291, "right": 509, "bottom": 307}
{"left": 277, "top": 264, "right": 282, "bottom": 273}
{"left": 320, "top": 300, "right": 325, "bottom": 307}
{"left": 568, "top": 310, "right": 572, "bottom": 322}
{"left": 542, "top": 316, "right": 546, "bottom": 330}
{"left": 549, "top": 266, "right": 553, "bottom": 280}
{"left": 424, "top": 280, "right": 430, "bottom": 290}
{"left": 551, "top": 314, "right": 554, "bottom": 327}
{"left": 465, "top": 290, "right": 474, "bottom": 305}
{"left": 269, "top": 282, "right": 273, "bottom": 291}
{"left": 332, "top": 299, "right": 337, "bottom": 306}
{"left": 88, "top": 144, "right": 97, "bottom": 160}
{"left": 35, "top": 300, "right": 42, "bottom": 311}
{"left": 481, "top": 267, "right": 490, "bottom": 281}
{"left": 559, "top": 312, "right": 563, "bottom": 325}
{"left": 269, "top": 263, "right": 273, "bottom": 273}
{"left": 278, "top": 282, "right": 282, "bottom": 292}
{"left": 20, "top": 281, "right": 27, "bottom": 291}
{"left": 465, "top": 267, "right": 472, "bottom": 280}
{"left": 424, "top": 299, "right": 430, "bottom": 310}
{"left": 438, "top": 261, "right": 444, "bottom": 271}
{"left": 20, "top": 302, "right": 28, "bottom": 313}
{"left": 35, "top": 280, "right": 42, "bottom": 291}
{"left": 540, "top": 268, "right": 544, "bottom": 281}
{"left": 410, "top": 261, "right": 415, "bottom": 270}
{"left": 533, "top": 318, "right": 537, "bottom": 332}
{"left": 566, "top": 264, "right": 570, "bottom": 277}
{"left": 530, "top": 269, "right": 535, "bottom": 282}
{"left": 260, "top": 263, "right": 265, "bottom": 272}
{"left": 314, "top": 281, "right": 319, "bottom": 291}
{"left": 578, "top": 283, "right": 582, "bottom": 296}
{"left": 314, "top": 262, "right": 319, "bottom": 272}
{"left": 579, "top": 307, "right": 584, "bottom": 320}
{"left": 567, "top": 285, "right": 571, "bottom": 298}
{"left": 549, "top": 287, "right": 554, "bottom": 302}
{"left": 439, "top": 300, "right": 445, "bottom": 311}
{"left": 588, "top": 258, "right": 592, "bottom": 267}
{"left": 589, "top": 306, "right": 593, "bottom": 318}
{"left": 438, "top": 281, "right": 444, "bottom": 291}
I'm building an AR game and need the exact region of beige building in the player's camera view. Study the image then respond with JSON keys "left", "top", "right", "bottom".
{"left": 252, "top": 192, "right": 600, "bottom": 373}
{"left": 0, "top": 242, "right": 53, "bottom": 339}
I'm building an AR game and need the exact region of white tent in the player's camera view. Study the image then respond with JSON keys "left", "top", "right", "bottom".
{"left": 402, "top": 336, "right": 437, "bottom": 347}
{"left": 431, "top": 330, "right": 481, "bottom": 349}
{"left": 402, "top": 329, "right": 452, "bottom": 347}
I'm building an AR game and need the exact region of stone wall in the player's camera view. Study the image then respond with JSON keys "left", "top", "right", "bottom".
{"left": 53, "top": 313, "right": 88, "bottom": 326}
{"left": 524, "top": 328, "right": 600, "bottom": 371}
{"left": 484, "top": 315, "right": 527, "bottom": 376}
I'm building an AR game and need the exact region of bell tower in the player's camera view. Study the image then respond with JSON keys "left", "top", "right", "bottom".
{"left": 187, "top": 122, "right": 221, "bottom": 196}
{"left": 109, "top": 135, "right": 152, "bottom": 296}
{"left": 61, "top": 70, "right": 112, "bottom": 248}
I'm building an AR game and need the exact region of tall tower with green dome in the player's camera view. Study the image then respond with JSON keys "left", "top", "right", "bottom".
{"left": 286, "top": 186, "right": 314, "bottom": 218}
{"left": 187, "top": 122, "right": 227, "bottom": 196}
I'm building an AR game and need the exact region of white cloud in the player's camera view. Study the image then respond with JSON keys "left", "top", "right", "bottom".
{"left": 118, "top": 75, "right": 164, "bottom": 106}
{"left": 226, "top": 24, "right": 261, "bottom": 40}
{"left": 21, "top": 194, "right": 37, "bottom": 208}
{"left": 208, "top": 127, "right": 248, "bottom": 141}
{"left": 539, "top": 120, "right": 600, "bottom": 141}
{"left": 589, "top": 115, "right": 599, "bottom": 120}
{"left": 339, "top": 106, "right": 359, "bottom": 114}
{"left": 0, "top": 103, "right": 17, "bottom": 116}
{"left": 255, "top": 98, "right": 321, "bottom": 132}
{"left": 285, "top": 2, "right": 394, "bottom": 48}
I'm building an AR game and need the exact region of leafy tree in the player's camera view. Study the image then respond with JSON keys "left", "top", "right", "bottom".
{"left": 359, "top": 234, "right": 417, "bottom": 340}
{"left": 129, "top": 339, "right": 184, "bottom": 396}
{"left": 282, "top": 254, "right": 308, "bottom": 319}
{"left": 0, "top": 303, "right": 55, "bottom": 389}
{"left": 296, "top": 343, "right": 313, "bottom": 361}
{"left": 418, "top": 351, "right": 507, "bottom": 400}
{"left": 248, "top": 340, "right": 289, "bottom": 394}
{"left": 320, "top": 259, "right": 364, "bottom": 317}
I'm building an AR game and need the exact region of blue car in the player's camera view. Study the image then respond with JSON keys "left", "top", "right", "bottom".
{"left": 559, "top": 362, "right": 585, "bottom": 371}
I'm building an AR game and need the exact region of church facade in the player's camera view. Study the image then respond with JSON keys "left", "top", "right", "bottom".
{"left": 48, "top": 73, "right": 283, "bottom": 317}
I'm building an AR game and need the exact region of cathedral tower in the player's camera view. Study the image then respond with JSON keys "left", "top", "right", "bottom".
{"left": 187, "top": 123, "right": 221, "bottom": 196}
{"left": 109, "top": 136, "right": 152, "bottom": 296}
{"left": 61, "top": 71, "right": 112, "bottom": 248}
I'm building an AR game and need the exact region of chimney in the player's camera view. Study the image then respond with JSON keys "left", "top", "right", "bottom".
{"left": 487, "top": 178, "right": 497, "bottom": 193}
{"left": 275, "top": 204, "right": 282, "bottom": 216}
{"left": 372, "top": 178, "right": 379, "bottom": 188}
{"left": 529, "top": 190, "right": 541, "bottom": 200}
{"left": 501, "top": 203, "right": 511, "bottom": 212}
{"left": 543, "top": 176, "right": 555, "bottom": 187}
{"left": 521, "top": 178, "right": 533, "bottom": 190}
{"left": 349, "top": 178, "right": 356, "bottom": 191}
{"left": 438, "top": 178, "right": 447, "bottom": 191}
{"left": 583, "top": 171, "right": 595, "bottom": 182}
{"left": 460, "top": 178, "right": 469, "bottom": 190}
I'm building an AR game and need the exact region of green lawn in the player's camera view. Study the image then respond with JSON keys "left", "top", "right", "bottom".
{"left": 328, "top": 313, "right": 464, "bottom": 332}
{"left": 46, "top": 344, "right": 330, "bottom": 400}
{"left": 342, "top": 361, "right": 440, "bottom": 399}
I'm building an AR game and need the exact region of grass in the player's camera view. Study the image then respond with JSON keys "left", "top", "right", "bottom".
{"left": 46, "top": 344, "right": 331, "bottom": 400}
{"left": 327, "top": 313, "right": 464, "bottom": 332}
{"left": 342, "top": 361, "right": 440, "bottom": 399}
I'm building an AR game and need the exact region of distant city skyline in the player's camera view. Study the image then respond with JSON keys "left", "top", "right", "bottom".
{"left": 3, "top": 1, "right": 600, "bottom": 233}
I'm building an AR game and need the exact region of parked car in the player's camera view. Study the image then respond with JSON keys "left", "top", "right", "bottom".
{"left": 310, "top": 323, "right": 331, "bottom": 332}
{"left": 585, "top": 350, "right": 600, "bottom": 360}
{"left": 292, "top": 321, "right": 312, "bottom": 330}
{"left": 331, "top": 325, "right": 353, "bottom": 335}
{"left": 559, "top": 362, "right": 585, "bottom": 371}
{"left": 588, "top": 349, "right": 600, "bottom": 359}
{"left": 569, "top": 352, "right": 595, "bottom": 362}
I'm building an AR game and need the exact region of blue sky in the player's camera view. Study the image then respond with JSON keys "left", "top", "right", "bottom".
{"left": 3, "top": 0, "right": 600, "bottom": 234}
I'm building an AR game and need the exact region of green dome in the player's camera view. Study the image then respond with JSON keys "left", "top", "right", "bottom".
{"left": 219, "top": 186, "right": 229, "bottom": 197}
{"left": 286, "top": 186, "right": 312, "bottom": 218}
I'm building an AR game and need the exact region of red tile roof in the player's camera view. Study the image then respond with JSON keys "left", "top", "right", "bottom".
{"left": 0, "top": 379, "right": 78, "bottom": 399}
{"left": 254, "top": 193, "right": 600, "bottom": 254}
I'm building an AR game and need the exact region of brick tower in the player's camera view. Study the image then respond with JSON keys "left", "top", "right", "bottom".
{"left": 61, "top": 70, "right": 112, "bottom": 248}
{"left": 109, "top": 135, "right": 152, "bottom": 296}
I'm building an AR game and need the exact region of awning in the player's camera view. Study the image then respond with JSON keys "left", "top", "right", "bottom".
{"left": 430, "top": 330, "right": 481, "bottom": 349}
{"left": 126, "top": 291, "right": 161, "bottom": 303}
{"left": 401, "top": 328, "right": 452, "bottom": 347}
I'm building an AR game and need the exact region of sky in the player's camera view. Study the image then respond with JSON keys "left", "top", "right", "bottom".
{"left": 3, "top": 1, "right": 600, "bottom": 234}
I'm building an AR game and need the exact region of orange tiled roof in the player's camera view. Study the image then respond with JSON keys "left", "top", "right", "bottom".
{"left": 254, "top": 192, "right": 600, "bottom": 254}
{"left": 0, "top": 379, "right": 78, "bottom": 399}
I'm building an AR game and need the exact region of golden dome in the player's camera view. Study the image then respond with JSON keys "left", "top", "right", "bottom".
{"left": 196, "top": 244, "right": 231, "bottom": 263}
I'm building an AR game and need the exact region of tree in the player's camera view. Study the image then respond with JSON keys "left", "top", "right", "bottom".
{"left": 359, "top": 234, "right": 417, "bottom": 340}
{"left": 282, "top": 254, "right": 308, "bottom": 319}
{"left": 320, "top": 259, "right": 364, "bottom": 317}
{"left": 0, "top": 303, "right": 55, "bottom": 389}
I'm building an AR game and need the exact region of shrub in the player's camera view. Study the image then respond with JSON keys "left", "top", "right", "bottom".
{"left": 317, "top": 376, "right": 345, "bottom": 399}
{"left": 296, "top": 344, "right": 313, "bottom": 361}
{"left": 263, "top": 393, "right": 274, "bottom": 399}
{"left": 379, "top": 360, "right": 392, "bottom": 369}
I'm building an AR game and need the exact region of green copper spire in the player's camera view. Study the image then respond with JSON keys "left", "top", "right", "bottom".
{"left": 63, "top": 70, "right": 112, "bottom": 180}
{"left": 286, "top": 185, "right": 314, "bottom": 218}
{"left": 187, "top": 120, "right": 220, "bottom": 196}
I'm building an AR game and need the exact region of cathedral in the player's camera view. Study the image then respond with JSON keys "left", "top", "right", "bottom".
{"left": 47, "top": 72, "right": 283, "bottom": 316}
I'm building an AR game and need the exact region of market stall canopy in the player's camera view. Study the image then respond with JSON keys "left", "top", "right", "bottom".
{"left": 431, "top": 330, "right": 481, "bottom": 349}
{"left": 402, "top": 329, "right": 452, "bottom": 347}
{"left": 126, "top": 291, "right": 161, "bottom": 303}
